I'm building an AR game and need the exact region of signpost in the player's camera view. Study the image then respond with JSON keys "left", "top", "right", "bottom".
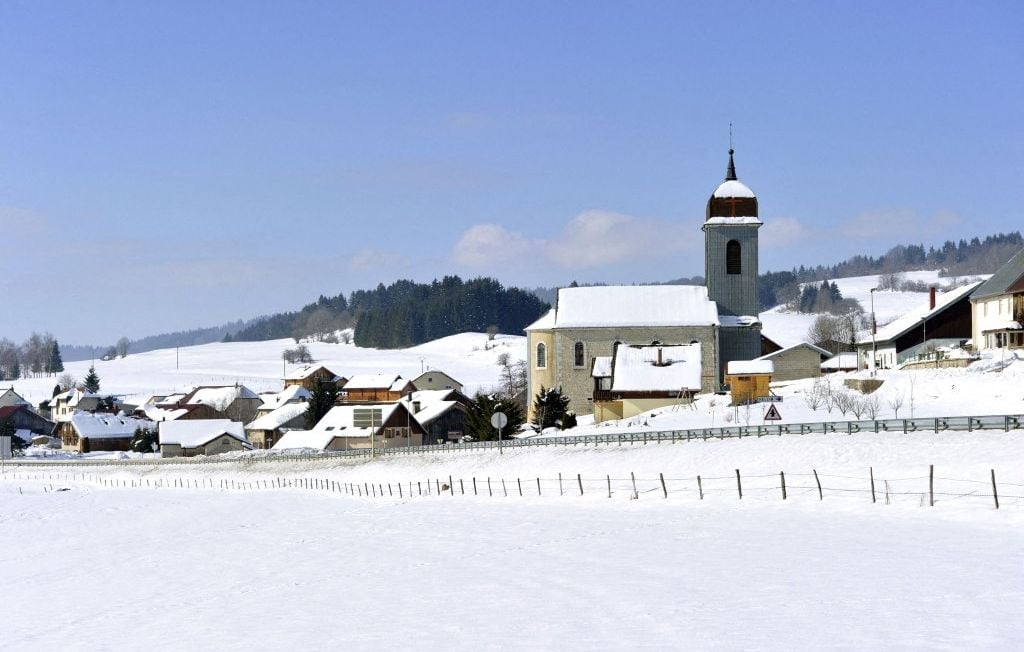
{"left": 763, "top": 404, "right": 783, "bottom": 422}
{"left": 491, "top": 412, "right": 508, "bottom": 454}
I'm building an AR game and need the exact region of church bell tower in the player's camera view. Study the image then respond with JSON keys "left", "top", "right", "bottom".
{"left": 703, "top": 148, "right": 760, "bottom": 317}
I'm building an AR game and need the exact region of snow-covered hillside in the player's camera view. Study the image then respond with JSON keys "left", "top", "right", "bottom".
{"left": 9, "top": 333, "right": 525, "bottom": 405}
{"left": 761, "top": 270, "right": 985, "bottom": 347}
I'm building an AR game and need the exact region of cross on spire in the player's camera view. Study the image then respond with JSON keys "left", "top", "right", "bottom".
{"left": 726, "top": 124, "right": 737, "bottom": 180}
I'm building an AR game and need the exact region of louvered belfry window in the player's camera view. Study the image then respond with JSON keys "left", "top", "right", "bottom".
{"left": 726, "top": 240, "right": 742, "bottom": 274}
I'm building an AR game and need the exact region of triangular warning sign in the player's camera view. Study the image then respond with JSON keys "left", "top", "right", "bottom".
{"left": 764, "top": 404, "right": 782, "bottom": 421}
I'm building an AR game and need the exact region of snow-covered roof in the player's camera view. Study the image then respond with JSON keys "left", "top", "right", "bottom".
{"left": 858, "top": 281, "right": 983, "bottom": 345}
{"left": 712, "top": 179, "right": 756, "bottom": 198}
{"left": 611, "top": 344, "right": 702, "bottom": 392}
{"left": 283, "top": 364, "right": 339, "bottom": 381}
{"left": 259, "top": 385, "right": 311, "bottom": 410}
{"left": 591, "top": 356, "right": 613, "bottom": 378}
{"left": 185, "top": 385, "right": 258, "bottom": 412}
{"left": 719, "top": 315, "right": 761, "bottom": 327}
{"left": 53, "top": 389, "right": 100, "bottom": 407}
{"left": 0, "top": 388, "right": 31, "bottom": 406}
{"left": 704, "top": 216, "right": 763, "bottom": 226}
{"left": 822, "top": 352, "right": 859, "bottom": 370}
{"left": 524, "top": 308, "right": 556, "bottom": 332}
{"left": 757, "top": 341, "right": 832, "bottom": 360}
{"left": 272, "top": 430, "right": 337, "bottom": 451}
{"left": 545, "top": 285, "right": 719, "bottom": 329}
{"left": 71, "top": 412, "right": 152, "bottom": 439}
{"left": 410, "top": 400, "right": 462, "bottom": 428}
{"left": 726, "top": 360, "right": 774, "bottom": 375}
{"left": 311, "top": 403, "right": 401, "bottom": 436}
{"left": 246, "top": 403, "right": 309, "bottom": 431}
{"left": 159, "top": 419, "right": 248, "bottom": 448}
{"left": 161, "top": 393, "right": 187, "bottom": 405}
{"left": 139, "top": 404, "right": 192, "bottom": 421}
{"left": 981, "top": 320, "right": 1023, "bottom": 333}
{"left": 343, "top": 374, "right": 405, "bottom": 391}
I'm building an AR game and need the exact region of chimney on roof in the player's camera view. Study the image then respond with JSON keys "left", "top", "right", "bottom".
{"left": 657, "top": 347, "right": 663, "bottom": 366}
{"left": 929, "top": 286, "right": 936, "bottom": 310}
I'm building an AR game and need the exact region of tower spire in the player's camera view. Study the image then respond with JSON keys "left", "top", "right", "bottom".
{"left": 726, "top": 124, "right": 737, "bottom": 180}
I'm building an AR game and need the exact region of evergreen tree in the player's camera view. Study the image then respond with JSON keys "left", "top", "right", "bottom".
{"left": 531, "top": 386, "right": 572, "bottom": 431}
{"left": 49, "top": 340, "right": 64, "bottom": 374}
{"left": 465, "top": 392, "right": 525, "bottom": 441}
{"left": 52, "top": 384, "right": 62, "bottom": 398}
{"left": 1, "top": 416, "right": 27, "bottom": 454}
{"left": 304, "top": 382, "right": 339, "bottom": 429}
{"left": 83, "top": 366, "right": 100, "bottom": 393}
{"left": 130, "top": 426, "right": 158, "bottom": 453}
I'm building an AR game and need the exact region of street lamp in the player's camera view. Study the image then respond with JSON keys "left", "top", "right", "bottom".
{"left": 869, "top": 288, "right": 878, "bottom": 375}
{"left": 921, "top": 317, "right": 927, "bottom": 359}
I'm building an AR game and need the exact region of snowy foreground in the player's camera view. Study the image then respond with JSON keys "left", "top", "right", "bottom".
{"left": 4, "top": 433, "right": 1024, "bottom": 650}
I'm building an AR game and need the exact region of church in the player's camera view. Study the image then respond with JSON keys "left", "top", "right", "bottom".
{"left": 525, "top": 149, "right": 763, "bottom": 420}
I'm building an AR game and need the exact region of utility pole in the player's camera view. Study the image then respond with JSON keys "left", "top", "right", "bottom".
{"left": 869, "top": 287, "right": 878, "bottom": 375}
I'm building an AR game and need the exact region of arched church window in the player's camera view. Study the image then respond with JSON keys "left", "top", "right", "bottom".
{"left": 726, "top": 240, "right": 742, "bottom": 274}
{"left": 536, "top": 342, "right": 547, "bottom": 369}
{"left": 573, "top": 341, "right": 585, "bottom": 368}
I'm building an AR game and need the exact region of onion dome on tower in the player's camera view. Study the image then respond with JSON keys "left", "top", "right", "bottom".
{"left": 706, "top": 149, "right": 758, "bottom": 220}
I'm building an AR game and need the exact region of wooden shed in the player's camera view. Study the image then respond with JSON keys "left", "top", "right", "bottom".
{"left": 725, "top": 360, "right": 774, "bottom": 405}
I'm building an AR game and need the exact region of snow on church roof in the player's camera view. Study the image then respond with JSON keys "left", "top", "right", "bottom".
{"left": 547, "top": 286, "right": 719, "bottom": 329}
{"left": 611, "top": 344, "right": 702, "bottom": 392}
{"left": 712, "top": 180, "right": 755, "bottom": 198}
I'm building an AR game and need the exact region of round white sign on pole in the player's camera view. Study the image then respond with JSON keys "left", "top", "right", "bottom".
{"left": 490, "top": 412, "right": 508, "bottom": 429}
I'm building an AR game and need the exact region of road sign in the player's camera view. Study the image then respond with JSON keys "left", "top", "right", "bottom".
{"left": 490, "top": 412, "right": 508, "bottom": 429}
{"left": 764, "top": 404, "right": 782, "bottom": 421}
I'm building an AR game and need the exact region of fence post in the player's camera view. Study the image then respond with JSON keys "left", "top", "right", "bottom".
{"left": 813, "top": 469, "right": 822, "bottom": 500}
{"left": 460, "top": 478, "right": 464, "bottom": 495}
{"left": 659, "top": 473, "right": 667, "bottom": 499}
{"left": 518, "top": 478, "right": 523, "bottom": 496}
{"left": 780, "top": 471, "right": 787, "bottom": 500}
{"left": 870, "top": 467, "right": 876, "bottom": 504}
{"left": 929, "top": 464, "right": 934, "bottom": 507}
{"left": 991, "top": 469, "right": 999, "bottom": 509}
{"left": 735, "top": 469, "right": 742, "bottom": 500}
{"left": 697, "top": 475, "right": 704, "bottom": 500}
{"left": 487, "top": 477, "right": 492, "bottom": 497}
{"left": 449, "top": 475, "right": 454, "bottom": 496}
{"left": 502, "top": 479, "right": 508, "bottom": 497}
{"left": 398, "top": 483, "right": 403, "bottom": 498}
{"left": 418, "top": 481, "right": 422, "bottom": 496}
{"left": 631, "top": 472, "right": 638, "bottom": 499}
{"left": 578, "top": 473, "right": 584, "bottom": 496}
{"left": 537, "top": 477, "right": 541, "bottom": 496}
{"left": 559, "top": 473, "right": 563, "bottom": 496}
{"left": 607, "top": 475, "right": 611, "bottom": 498}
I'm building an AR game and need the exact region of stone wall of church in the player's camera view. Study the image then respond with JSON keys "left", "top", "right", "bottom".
{"left": 548, "top": 326, "right": 718, "bottom": 417}
{"left": 704, "top": 224, "right": 759, "bottom": 317}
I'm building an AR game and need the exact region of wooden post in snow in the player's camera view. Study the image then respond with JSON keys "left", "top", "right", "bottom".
{"left": 578, "top": 473, "right": 584, "bottom": 496}
{"left": 813, "top": 469, "right": 822, "bottom": 501}
{"left": 697, "top": 475, "right": 704, "bottom": 500}
{"left": 780, "top": 471, "right": 787, "bottom": 500}
{"left": 929, "top": 465, "right": 934, "bottom": 507}
{"left": 660, "top": 473, "right": 667, "bottom": 499}
{"left": 735, "top": 469, "right": 742, "bottom": 500}
{"left": 991, "top": 469, "right": 999, "bottom": 509}
{"left": 870, "top": 467, "right": 876, "bottom": 504}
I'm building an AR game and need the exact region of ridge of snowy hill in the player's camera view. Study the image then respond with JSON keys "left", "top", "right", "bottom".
{"left": 10, "top": 333, "right": 524, "bottom": 405}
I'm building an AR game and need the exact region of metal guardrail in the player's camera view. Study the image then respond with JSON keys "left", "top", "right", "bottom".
{"left": 4, "top": 414, "right": 1022, "bottom": 468}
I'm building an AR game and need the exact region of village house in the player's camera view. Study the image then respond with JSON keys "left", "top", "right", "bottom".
{"left": 49, "top": 389, "right": 103, "bottom": 423}
{"left": 0, "top": 388, "right": 32, "bottom": 409}
{"left": 273, "top": 402, "right": 425, "bottom": 452}
{"left": 283, "top": 364, "right": 345, "bottom": 391}
{"left": 255, "top": 385, "right": 311, "bottom": 417}
{"left": 821, "top": 352, "right": 859, "bottom": 374}
{"left": 856, "top": 282, "right": 981, "bottom": 370}
{"left": 591, "top": 344, "right": 702, "bottom": 423}
{"left": 754, "top": 342, "right": 831, "bottom": 382}
{"left": 411, "top": 370, "right": 464, "bottom": 394}
{"left": 158, "top": 419, "right": 251, "bottom": 457}
{"left": 167, "top": 385, "right": 263, "bottom": 423}
{"left": 60, "top": 412, "right": 154, "bottom": 453}
{"left": 339, "top": 374, "right": 415, "bottom": 403}
{"left": 245, "top": 402, "right": 309, "bottom": 449}
{"left": 405, "top": 389, "right": 470, "bottom": 444}
{"left": 970, "top": 247, "right": 1024, "bottom": 352}
{"left": 524, "top": 149, "right": 764, "bottom": 418}
{"left": 0, "top": 405, "right": 54, "bottom": 438}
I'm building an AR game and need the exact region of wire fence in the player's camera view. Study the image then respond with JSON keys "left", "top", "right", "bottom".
{"left": 5, "top": 413, "right": 1023, "bottom": 469}
{"left": 3, "top": 465, "right": 1021, "bottom": 510}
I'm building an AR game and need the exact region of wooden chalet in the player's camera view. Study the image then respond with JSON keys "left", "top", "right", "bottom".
{"left": 339, "top": 374, "right": 415, "bottom": 404}
{"left": 283, "top": 364, "right": 345, "bottom": 391}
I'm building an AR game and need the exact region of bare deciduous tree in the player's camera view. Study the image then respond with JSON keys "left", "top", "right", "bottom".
{"left": 887, "top": 391, "right": 905, "bottom": 418}
{"left": 863, "top": 394, "right": 881, "bottom": 419}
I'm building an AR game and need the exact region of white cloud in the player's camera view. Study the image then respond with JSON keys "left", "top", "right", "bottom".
{"left": 452, "top": 223, "right": 534, "bottom": 267}
{"left": 760, "top": 216, "right": 812, "bottom": 248}
{"left": 348, "top": 248, "right": 408, "bottom": 271}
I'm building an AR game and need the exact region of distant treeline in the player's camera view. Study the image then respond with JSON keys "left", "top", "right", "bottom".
{"left": 61, "top": 320, "right": 252, "bottom": 362}
{"left": 352, "top": 276, "right": 549, "bottom": 348}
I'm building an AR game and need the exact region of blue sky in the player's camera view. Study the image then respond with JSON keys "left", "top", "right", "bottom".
{"left": 1, "top": 1, "right": 1022, "bottom": 343}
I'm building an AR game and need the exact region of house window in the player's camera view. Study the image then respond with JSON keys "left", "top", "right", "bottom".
{"left": 536, "top": 342, "right": 547, "bottom": 369}
{"left": 573, "top": 342, "right": 585, "bottom": 368}
{"left": 726, "top": 240, "right": 742, "bottom": 274}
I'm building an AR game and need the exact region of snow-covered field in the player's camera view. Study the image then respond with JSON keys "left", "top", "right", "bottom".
{"left": 4, "top": 430, "right": 1024, "bottom": 650}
